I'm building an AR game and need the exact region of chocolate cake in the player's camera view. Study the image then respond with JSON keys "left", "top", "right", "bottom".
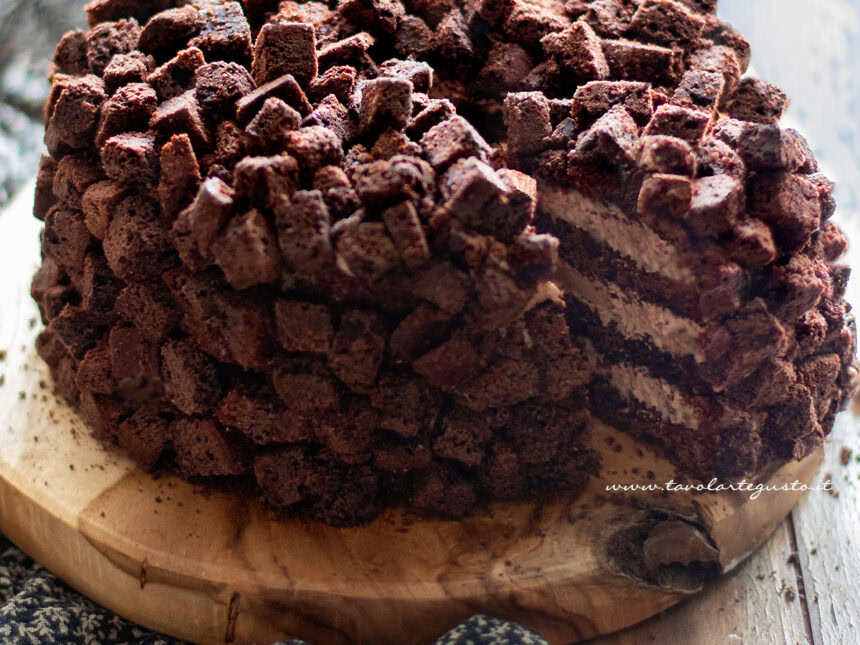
{"left": 31, "top": 0, "right": 856, "bottom": 525}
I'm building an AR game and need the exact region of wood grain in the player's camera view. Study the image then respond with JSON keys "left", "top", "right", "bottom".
{"left": 0, "top": 185, "right": 829, "bottom": 644}
{"left": 587, "top": 520, "right": 812, "bottom": 644}
{"left": 714, "top": 6, "right": 860, "bottom": 642}
{"left": 790, "top": 93, "right": 860, "bottom": 645}
{"left": 787, "top": 118, "right": 860, "bottom": 645}
{"left": 789, "top": 397, "right": 860, "bottom": 645}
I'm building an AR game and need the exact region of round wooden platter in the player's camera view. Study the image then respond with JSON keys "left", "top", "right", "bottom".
{"left": 0, "top": 184, "right": 824, "bottom": 645}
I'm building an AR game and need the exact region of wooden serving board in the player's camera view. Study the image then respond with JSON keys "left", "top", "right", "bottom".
{"left": 0, "top": 184, "right": 825, "bottom": 644}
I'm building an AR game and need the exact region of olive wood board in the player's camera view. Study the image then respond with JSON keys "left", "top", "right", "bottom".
{"left": 0, "top": 184, "right": 826, "bottom": 644}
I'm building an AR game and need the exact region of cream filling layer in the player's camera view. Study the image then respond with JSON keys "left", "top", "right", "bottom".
{"left": 556, "top": 263, "right": 707, "bottom": 363}
{"left": 538, "top": 180, "right": 697, "bottom": 285}
{"left": 583, "top": 340, "right": 704, "bottom": 428}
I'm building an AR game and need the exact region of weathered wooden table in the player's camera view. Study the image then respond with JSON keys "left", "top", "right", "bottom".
{"left": 593, "top": 1, "right": 860, "bottom": 642}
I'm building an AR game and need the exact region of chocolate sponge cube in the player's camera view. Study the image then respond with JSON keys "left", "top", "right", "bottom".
{"left": 575, "top": 105, "right": 640, "bottom": 165}
{"left": 101, "top": 132, "right": 159, "bottom": 186}
{"left": 43, "top": 206, "right": 92, "bottom": 272}
{"left": 84, "top": 0, "right": 173, "bottom": 27}
{"left": 729, "top": 218, "right": 777, "bottom": 269}
{"left": 102, "top": 195, "right": 171, "bottom": 281}
{"left": 583, "top": 0, "right": 638, "bottom": 37}
{"left": 413, "top": 336, "right": 481, "bottom": 389}
{"left": 159, "top": 133, "right": 202, "bottom": 218}
{"left": 273, "top": 361, "right": 340, "bottom": 413}
{"left": 189, "top": 1, "right": 252, "bottom": 64}
{"left": 116, "top": 410, "right": 169, "bottom": 472}
{"left": 54, "top": 29, "right": 89, "bottom": 75}
{"left": 627, "top": 0, "right": 705, "bottom": 47}
{"left": 643, "top": 104, "right": 710, "bottom": 145}
{"left": 81, "top": 251, "right": 122, "bottom": 312}
{"left": 115, "top": 281, "right": 179, "bottom": 343}
{"left": 541, "top": 22, "right": 609, "bottom": 82}
{"left": 442, "top": 158, "right": 532, "bottom": 241}
{"left": 147, "top": 47, "right": 206, "bottom": 101}
{"left": 138, "top": 6, "right": 201, "bottom": 61}
{"left": 103, "top": 51, "right": 154, "bottom": 92}
{"left": 602, "top": 38, "right": 684, "bottom": 85}
{"left": 213, "top": 209, "right": 282, "bottom": 290}
{"left": 161, "top": 338, "right": 221, "bottom": 415}
{"left": 359, "top": 78, "right": 414, "bottom": 136}
{"left": 727, "top": 77, "right": 789, "bottom": 124}
{"left": 81, "top": 179, "right": 126, "bottom": 240}
{"left": 328, "top": 309, "right": 387, "bottom": 389}
{"left": 96, "top": 82, "right": 158, "bottom": 147}
{"left": 212, "top": 209, "right": 281, "bottom": 289}
{"left": 573, "top": 80, "right": 654, "bottom": 126}
{"left": 53, "top": 154, "right": 103, "bottom": 211}
{"left": 336, "top": 222, "right": 400, "bottom": 282}
{"left": 252, "top": 21, "right": 318, "bottom": 86}
{"left": 503, "top": 91, "right": 552, "bottom": 155}
{"left": 195, "top": 61, "right": 255, "bottom": 119}
{"left": 687, "top": 175, "right": 744, "bottom": 237}
{"left": 150, "top": 90, "right": 213, "bottom": 152}
{"left": 382, "top": 200, "right": 431, "bottom": 269}
{"left": 172, "top": 418, "right": 246, "bottom": 477}
{"left": 750, "top": 173, "right": 822, "bottom": 254}
{"left": 275, "top": 300, "right": 334, "bottom": 354}
{"left": 274, "top": 189, "right": 333, "bottom": 272}
{"left": 637, "top": 173, "right": 692, "bottom": 219}
{"left": 243, "top": 97, "right": 301, "bottom": 153}
{"left": 736, "top": 123, "right": 804, "bottom": 171}
{"left": 173, "top": 176, "right": 235, "bottom": 271}
{"left": 86, "top": 18, "right": 141, "bottom": 75}
{"left": 45, "top": 75, "right": 108, "bottom": 154}
{"left": 76, "top": 341, "right": 115, "bottom": 395}
{"left": 420, "top": 116, "right": 491, "bottom": 170}
{"left": 284, "top": 126, "right": 344, "bottom": 170}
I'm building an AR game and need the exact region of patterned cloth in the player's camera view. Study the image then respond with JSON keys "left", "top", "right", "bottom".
{"left": 0, "top": 534, "right": 548, "bottom": 645}
{"left": 0, "top": 536, "right": 182, "bottom": 644}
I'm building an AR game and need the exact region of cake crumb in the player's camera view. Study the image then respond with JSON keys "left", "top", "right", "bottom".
{"left": 780, "top": 579, "right": 796, "bottom": 603}
{"left": 823, "top": 473, "right": 839, "bottom": 498}
{"left": 840, "top": 447, "right": 853, "bottom": 466}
